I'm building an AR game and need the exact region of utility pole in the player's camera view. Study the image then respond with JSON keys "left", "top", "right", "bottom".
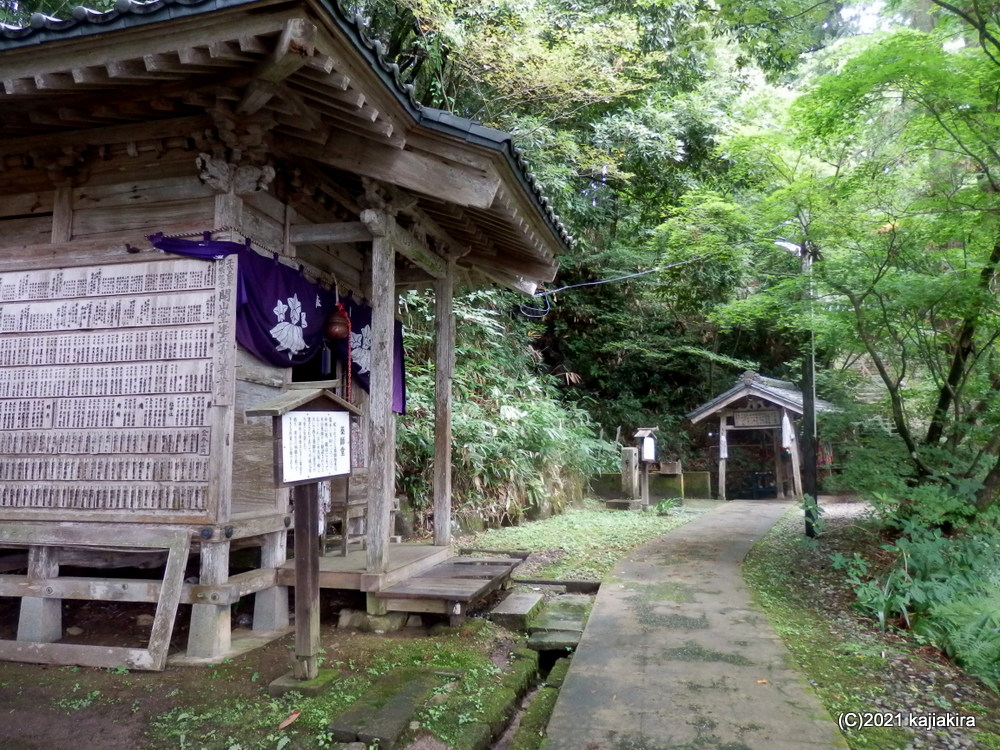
{"left": 776, "top": 238, "right": 819, "bottom": 537}
{"left": 801, "top": 240, "right": 819, "bottom": 537}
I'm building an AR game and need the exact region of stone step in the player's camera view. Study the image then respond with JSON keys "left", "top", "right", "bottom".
{"left": 487, "top": 591, "right": 544, "bottom": 631}
{"left": 529, "top": 594, "right": 592, "bottom": 634}
{"left": 526, "top": 630, "right": 582, "bottom": 652}
{"left": 328, "top": 669, "right": 440, "bottom": 749}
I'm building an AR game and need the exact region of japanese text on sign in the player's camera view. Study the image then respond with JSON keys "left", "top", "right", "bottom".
{"left": 281, "top": 411, "right": 351, "bottom": 483}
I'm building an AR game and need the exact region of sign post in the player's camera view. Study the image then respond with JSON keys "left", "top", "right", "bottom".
{"left": 246, "top": 389, "right": 360, "bottom": 682}
{"left": 633, "top": 428, "right": 658, "bottom": 507}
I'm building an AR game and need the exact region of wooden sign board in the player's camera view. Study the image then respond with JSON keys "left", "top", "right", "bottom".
{"left": 0, "top": 256, "right": 236, "bottom": 523}
{"left": 280, "top": 410, "right": 351, "bottom": 485}
{"left": 734, "top": 409, "right": 780, "bottom": 427}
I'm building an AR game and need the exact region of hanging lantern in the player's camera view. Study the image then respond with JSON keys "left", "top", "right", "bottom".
{"left": 325, "top": 303, "right": 351, "bottom": 340}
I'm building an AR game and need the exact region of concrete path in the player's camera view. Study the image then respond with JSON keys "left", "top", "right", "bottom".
{"left": 542, "top": 500, "right": 847, "bottom": 750}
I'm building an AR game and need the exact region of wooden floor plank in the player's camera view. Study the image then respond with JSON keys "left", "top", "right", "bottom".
{"left": 376, "top": 576, "right": 490, "bottom": 602}
{"left": 418, "top": 563, "right": 514, "bottom": 579}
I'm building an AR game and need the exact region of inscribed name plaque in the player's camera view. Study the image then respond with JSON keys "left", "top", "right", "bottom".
{"left": 0, "top": 257, "right": 236, "bottom": 521}
{"left": 734, "top": 409, "right": 780, "bottom": 427}
{"left": 280, "top": 411, "right": 351, "bottom": 485}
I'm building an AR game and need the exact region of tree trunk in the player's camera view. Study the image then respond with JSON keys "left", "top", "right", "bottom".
{"left": 975, "top": 451, "right": 1000, "bottom": 512}
{"left": 924, "top": 239, "right": 1000, "bottom": 447}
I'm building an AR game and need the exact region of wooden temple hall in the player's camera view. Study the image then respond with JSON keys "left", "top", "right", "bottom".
{"left": 0, "top": 0, "right": 570, "bottom": 669}
{"left": 686, "top": 372, "right": 834, "bottom": 502}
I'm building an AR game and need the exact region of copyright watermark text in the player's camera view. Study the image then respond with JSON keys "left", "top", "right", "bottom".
{"left": 836, "top": 712, "right": 976, "bottom": 731}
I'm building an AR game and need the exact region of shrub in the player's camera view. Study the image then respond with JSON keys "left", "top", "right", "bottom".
{"left": 396, "top": 289, "right": 617, "bottom": 528}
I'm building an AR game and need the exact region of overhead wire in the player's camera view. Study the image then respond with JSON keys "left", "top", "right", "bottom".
{"left": 518, "top": 249, "right": 729, "bottom": 318}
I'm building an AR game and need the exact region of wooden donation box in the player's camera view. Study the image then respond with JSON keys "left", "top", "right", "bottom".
{"left": 246, "top": 389, "right": 360, "bottom": 681}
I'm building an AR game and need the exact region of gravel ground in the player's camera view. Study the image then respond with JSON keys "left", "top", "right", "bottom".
{"left": 759, "top": 498, "right": 1000, "bottom": 750}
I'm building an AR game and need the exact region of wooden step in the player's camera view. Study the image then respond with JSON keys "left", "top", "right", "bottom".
{"left": 374, "top": 555, "right": 521, "bottom": 625}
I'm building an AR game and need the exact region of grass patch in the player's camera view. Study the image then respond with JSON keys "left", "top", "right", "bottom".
{"left": 461, "top": 498, "right": 707, "bottom": 580}
{"left": 146, "top": 620, "right": 514, "bottom": 749}
{"left": 743, "top": 509, "right": 922, "bottom": 750}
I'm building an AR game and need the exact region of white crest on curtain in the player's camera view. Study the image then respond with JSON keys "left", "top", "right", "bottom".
{"left": 270, "top": 294, "right": 307, "bottom": 357}
{"left": 350, "top": 324, "right": 372, "bottom": 374}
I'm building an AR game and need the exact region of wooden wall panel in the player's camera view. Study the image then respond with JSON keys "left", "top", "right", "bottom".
{"left": 71, "top": 200, "right": 214, "bottom": 240}
{"left": 0, "top": 216, "right": 52, "bottom": 247}
{"left": 0, "top": 192, "right": 54, "bottom": 220}
{"left": 232, "top": 372, "right": 286, "bottom": 516}
{"left": 73, "top": 176, "right": 214, "bottom": 211}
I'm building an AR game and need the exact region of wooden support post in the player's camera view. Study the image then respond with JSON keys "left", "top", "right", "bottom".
{"left": 364, "top": 209, "right": 395, "bottom": 577}
{"left": 621, "top": 447, "right": 639, "bottom": 500}
{"left": 433, "top": 259, "right": 455, "bottom": 546}
{"left": 293, "top": 483, "right": 320, "bottom": 681}
{"left": 772, "top": 428, "right": 786, "bottom": 499}
{"left": 186, "top": 540, "right": 231, "bottom": 659}
{"left": 718, "top": 415, "right": 728, "bottom": 501}
{"left": 252, "top": 530, "right": 289, "bottom": 632}
{"left": 17, "top": 546, "right": 61, "bottom": 643}
{"left": 639, "top": 463, "right": 650, "bottom": 506}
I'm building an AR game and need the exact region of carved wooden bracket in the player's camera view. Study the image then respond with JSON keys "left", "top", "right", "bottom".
{"left": 30, "top": 146, "right": 88, "bottom": 188}
{"left": 196, "top": 154, "right": 276, "bottom": 195}
{"left": 193, "top": 104, "right": 277, "bottom": 194}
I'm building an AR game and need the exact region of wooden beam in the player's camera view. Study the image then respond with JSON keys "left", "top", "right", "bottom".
{"left": 238, "top": 18, "right": 317, "bottom": 115}
{"left": 433, "top": 260, "right": 455, "bottom": 546}
{"left": 395, "top": 267, "right": 436, "bottom": 289}
{"left": 289, "top": 221, "right": 372, "bottom": 245}
{"left": 365, "top": 209, "right": 396, "bottom": 577}
{"left": 479, "top": 268, "right": 539, "bottom": 296}
{"left": 284, "top": 135, "right": 501, "bottom": 210}
{"left": 0, "top": 115, "right": 211, "bottom": 157}
{"left": 0, "top": 569, "right": 277, "bottom": 606}
{"left": 361, "top": 208, "right": 446, "bottom": 279}
{"left": 464, "top": 250, "right": 558, "bottom": 284}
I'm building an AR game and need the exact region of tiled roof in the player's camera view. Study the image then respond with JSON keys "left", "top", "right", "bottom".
{"left": 686, "top": 371, "right": 835, "bottom": 423}
{"left": 0, "top": 0, "right": 573, "bottom": 250}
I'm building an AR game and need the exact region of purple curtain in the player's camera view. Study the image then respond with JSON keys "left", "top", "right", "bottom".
{"left": 335, "top": 295, "right": 407, "bottom": 414}
{"left": 150, "top": 234, "right": 405, "bottom": 413}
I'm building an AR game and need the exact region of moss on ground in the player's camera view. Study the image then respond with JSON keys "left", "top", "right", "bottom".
{"left": 509, "top": 687, "right": 559, "bottom": 750}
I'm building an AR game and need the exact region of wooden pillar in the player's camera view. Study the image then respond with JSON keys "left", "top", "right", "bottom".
{"left": 293, "top": 483, "right": 320, "bottom": 680}
{"left": 17, "top": 546, "right": 61, "bottom": 643}
{"left": 252, "top": 530, "right": 289, "bottom": 632}
{"left": 187, "top": 540, "right": 231, "bottom": 659}
{"left": 362, "top": 208, "right": 395, "bottom": 576}
{"left": 772, "top": 428, "right": 786, "bottom": 499}
{"left": 639, "top": 462, "right": 650, "bottom": 506}
{"left": 621, "top": 447, "right": 639, "bottom": 500}
{"left": 433, "top": 259, "right": 456, "bottom": 546}
{"left": 717, "top": 414, "right": 728, "bottom": 501}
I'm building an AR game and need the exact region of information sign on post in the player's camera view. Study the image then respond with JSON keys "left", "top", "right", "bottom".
{"left": 280, "top": 411, "right": 351, "bottom": 484}
{"left": 244, "top": 388, "right": 361, "bottom": 683}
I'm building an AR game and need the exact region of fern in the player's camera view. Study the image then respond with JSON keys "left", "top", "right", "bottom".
{"left": 923, "top": 592, "right": 1000, "bottom": 691}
